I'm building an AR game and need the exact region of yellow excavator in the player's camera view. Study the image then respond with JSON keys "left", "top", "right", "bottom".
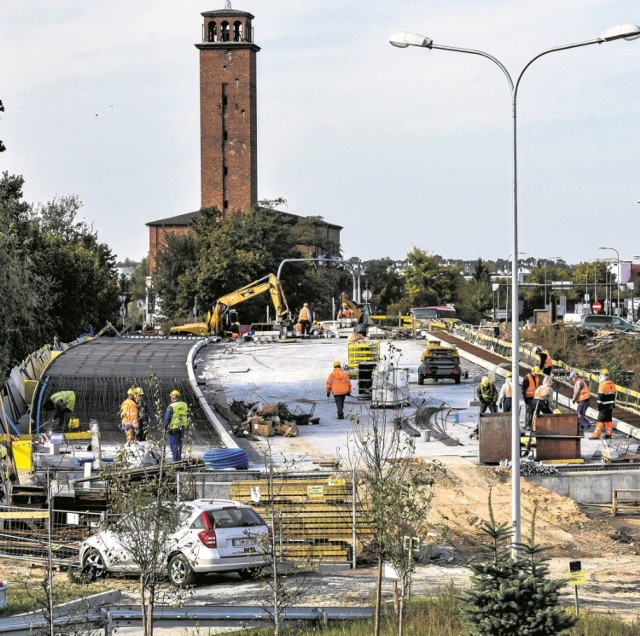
{"left": 170, "top": 274, "right": 292, "bottom": 337}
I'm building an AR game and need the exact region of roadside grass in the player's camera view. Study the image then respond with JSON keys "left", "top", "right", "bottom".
{"left": 0, "top": 569, "right": 116, "bottom": 619}
{"left": 229, "top": 588, "right": 640, "bottom": 636}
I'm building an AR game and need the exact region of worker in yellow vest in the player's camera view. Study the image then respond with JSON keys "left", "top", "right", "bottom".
{"left": 591, "top": 369, "right": 616, "bottom": 440}
{"left": 164, "top": 389, "right": 190, "bottom": 460}
{"left": 44, "top": 390, "right": 76, "bottom": 430}
{"left": 326, "top": 361, "right": 352, "bottom": 420}
{"left": 570, "top": 371, "right": 591, "bottom": 431}
{"left": 119, "top": 388, "right": 139, "bottom": 444}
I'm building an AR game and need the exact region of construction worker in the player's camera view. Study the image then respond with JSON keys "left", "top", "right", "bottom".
{"left": 570, "top": 371, "right": 591, "bottom": 431}
{"left": 326, "top": 361, "right": 352, "bottom": 420}
{"left": 476, "top": 376, "right": 498, "bottom": 414}
{"left": 591, "top": 369, "right": 616, "bottom": 440}
{"left": 164, "top": 389, "right": 189, "bottom": 460}
{"left": 532, "top": 376, "right": 554, "bottom": 418}
{"left": 337, "top": 303, "right": 354, "bottom": 321}
{"left": 43, "top": 390, "right": 76, "bottom": 431}
{"left": 497, "top": 372, "right": 513, "bottom": 413}
{"left": 534, "top": 346, "right": 554, "bottom": 376}
{"left": 119, "top": 388, "right": 139, "bottom": 444}
{"left": 134, "top": 387, "right": 149, "bottom": 442}
{"left": 522, "top": 366, "right": 542, "bottom": 429}
{"left": 298, "top": 303, "right": 312, "bottom": 338}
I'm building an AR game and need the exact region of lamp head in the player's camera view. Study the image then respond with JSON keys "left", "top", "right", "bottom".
{"left": 389, "top": 32, "right": 433, "bottom": 48}
{"left": 598, "top": 24, "right": 640, "bottom": 42}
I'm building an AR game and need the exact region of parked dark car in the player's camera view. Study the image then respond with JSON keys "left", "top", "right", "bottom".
{"left": 580, "top": 315, "right": 639, "bottom": 333}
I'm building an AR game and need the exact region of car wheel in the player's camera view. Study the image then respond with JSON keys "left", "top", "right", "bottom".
{"left": 454, "top": 376, "right": 461, "bottom": 385}
{"left": 168, "top": 553, "right": 195, "bottom": 588}
{"left": 238, "top": 567, "right": 261, "bottom": 580}
{"left": 418, "top": 373, "right": 424, "bottom": 386}
{"left": 82, "top": 548, "right": 107, "bottom": 579}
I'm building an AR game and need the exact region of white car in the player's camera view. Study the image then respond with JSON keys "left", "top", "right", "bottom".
{"left": 79, "top": 499, "right": 271, "bottom": 587}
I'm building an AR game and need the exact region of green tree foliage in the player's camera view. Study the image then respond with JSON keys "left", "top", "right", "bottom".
{"left": 461, "top": 495, "right": 577, "bottom": 635}
{"left": 402, "top": 248, "right": 461, "bottom": 309}
{"left": 0, "top": 173, "right": 118, "bottom": 381}
{"left": 361, "top": 258, "right": 405, "bottom": 313}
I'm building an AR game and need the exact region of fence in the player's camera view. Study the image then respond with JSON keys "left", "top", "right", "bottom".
{"left": 0, "top": 504, "right": 102, "bottom": 565}
{"left": 177, "top": 470, "right": 372, "bottom": 568}
{"left": 453, "top": 324, "right": 640, "bottom": 415}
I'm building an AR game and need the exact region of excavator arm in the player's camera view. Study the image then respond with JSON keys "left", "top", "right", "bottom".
{"left": 340, "top": 292, "right": 372, "bottom": 325}
{"left": 171, "top": 274, "right": 291, "bottom": 336}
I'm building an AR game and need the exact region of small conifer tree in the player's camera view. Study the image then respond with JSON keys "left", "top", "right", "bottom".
{"left": 461, "top": 491, "right": 577, "bottom": 635}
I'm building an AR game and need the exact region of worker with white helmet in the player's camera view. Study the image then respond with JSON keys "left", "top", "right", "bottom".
{"left": 164, "top": 389, "right": 190, "bottom": 460}
{"left": 497, "top": 372, "right": 513, "bottom": 413}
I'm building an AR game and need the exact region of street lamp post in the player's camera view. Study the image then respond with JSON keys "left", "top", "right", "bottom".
{"left": 389, "top": 24, "right": 640, "bottom": 551}
{"left": 599, "top": 247, "right": 621, "bottom": 316}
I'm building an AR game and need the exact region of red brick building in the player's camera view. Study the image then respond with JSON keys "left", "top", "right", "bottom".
{"left": 147, "top": 3, "right": 341, "bottom": 273}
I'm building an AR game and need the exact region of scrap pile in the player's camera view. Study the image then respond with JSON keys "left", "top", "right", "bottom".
{"left": 229, "top": 401, "right": 306, "bottom": 438}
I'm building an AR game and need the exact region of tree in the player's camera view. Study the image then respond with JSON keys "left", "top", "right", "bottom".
{"left": 361, "top": 258, "right": 405, "bottom": 313}
{"left": 461, "top": 493, "right": 577, "bottom": 635}
{"left": 402, "top": 248, "right": 461, "bottom": 309}
{"left": 347, "top": 346, "right": 438, "bottom": 636}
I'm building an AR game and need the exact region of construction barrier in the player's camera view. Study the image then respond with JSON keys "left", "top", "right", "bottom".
{"left": 453, "top": 324, "right": 640, "bottom": 416}
{"left": 347, "top": 342, "right": 380, "bottom": 377}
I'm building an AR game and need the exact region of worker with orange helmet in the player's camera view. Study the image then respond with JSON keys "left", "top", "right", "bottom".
{"left": 591, "top": 369, "right": 616, "bottom": 440}
{"left": 326, "top": 361, "right": 352, "bottom": 420}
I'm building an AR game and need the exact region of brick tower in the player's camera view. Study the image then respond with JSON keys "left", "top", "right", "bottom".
{"left": 196, "top": 3, "right": 259, "bottom": 215}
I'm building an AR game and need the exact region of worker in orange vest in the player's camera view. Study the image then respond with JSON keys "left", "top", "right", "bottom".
{"left": 326, "top": 361, "right": 352, "bottom": 420}
{"left": 532, "top": 376, "right": 553, "bottom": 418}
{"left": 337, "top": 304, "right": 355, "bottom": 320}
{"left": 534, "top": 346, "right": 554, "bottom": 376}
{"left": 522, "top": 366, "right": 541, "bottom": 429}
{"left": 497, "top": 372, "right": 513, "bottom": 413}
{"left": 591, "top": 369, "right": 616, "bottom": 440}
{"left": 119, "top": 388, "right": 139, "bottom": 444}
{"left": 570, "top": 371, "right": 591, "bottom": 431}
{"left": 298, "top": 303, "right": 312, "bottom": 339}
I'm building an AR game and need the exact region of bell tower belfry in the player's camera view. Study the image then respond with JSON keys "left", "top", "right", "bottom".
{"left": 196, "top": 3, "right": 259, "bottom": 215}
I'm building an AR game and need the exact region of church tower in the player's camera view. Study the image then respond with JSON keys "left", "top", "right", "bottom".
{"left": 196, "top": 2, "right": 259, "bottom": 215}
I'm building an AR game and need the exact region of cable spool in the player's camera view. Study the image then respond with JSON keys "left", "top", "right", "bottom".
{"left": 203, "top": 448, "right": 249, "bottom": 470}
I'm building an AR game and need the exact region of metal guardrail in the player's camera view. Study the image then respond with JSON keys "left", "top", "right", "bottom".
{"left": 0, "top": 605, "right": 375, "bottom": 634}
{"left": 453, "top": 325, "right": 640, "bottom": 416}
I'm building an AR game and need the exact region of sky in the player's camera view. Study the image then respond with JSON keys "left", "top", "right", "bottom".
{"left": 2, "top": 0, "right": 639, "bottom": 266}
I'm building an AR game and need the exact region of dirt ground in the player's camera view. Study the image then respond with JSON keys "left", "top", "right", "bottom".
{"left": 3, "top": 456, "right": 640, "bottom": 625}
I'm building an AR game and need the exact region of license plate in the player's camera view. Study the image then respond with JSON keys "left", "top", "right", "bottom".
{"left": 243, "top": 547, "right": 256, "bottom": 553}
{"left": 233, "top": 538, "right": 255, "bottom": 547}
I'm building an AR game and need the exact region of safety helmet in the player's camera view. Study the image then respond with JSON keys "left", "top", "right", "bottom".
{"left": 601, "top": 368, "right": 609, "bottom": 376}
{"left": 234, "top": 322, "right": 240, "bottom": 326}
{"left": 481, "top": 376, "right": 490, "bottom": 386}
{"left": 304, "top": 303, "right": 309, "bottom": 307}
{"left": 127, "top": 388, "right": 136, "bottom": 396}
{"left": 534, "top": 346, "right": 541, "bottom": 354}
{"left": 532, "top": 366, "right": 541, "bottom": 374}
{"left": 506, "top": 372, "right": 512, "bottom": 378}
{"left": 135, "top": 387, "right": 144, "bottom": 396}
{"left": 333, "top": 361, "right": 341, "bottom": 367}
{"left": 170, "top": 389, "right": 181, "bottom": 397}
{"left": 342, "top": 304, "right": 347, "bottom": 308}
{"left": 569, "top": 371, "right": 578, "bottom": 379}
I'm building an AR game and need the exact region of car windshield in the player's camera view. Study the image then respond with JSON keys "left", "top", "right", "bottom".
{"left": 205, "top": 507, "right": 264, "bottom": 528}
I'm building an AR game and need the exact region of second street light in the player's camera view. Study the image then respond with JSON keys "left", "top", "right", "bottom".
{"left": 599, "top": 246, "right": 621, "bottom": 316}
{"left": 390, "top": 23, "right": 640, "bottom": 551}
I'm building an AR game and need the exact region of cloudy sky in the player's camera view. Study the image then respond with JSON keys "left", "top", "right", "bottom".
{"left": 2, "top": 0, "right": 639, "bottom": 266}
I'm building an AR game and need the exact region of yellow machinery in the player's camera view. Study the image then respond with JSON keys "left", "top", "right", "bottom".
{"left": 170, "top": 274, "right": 291, "bottom": 336}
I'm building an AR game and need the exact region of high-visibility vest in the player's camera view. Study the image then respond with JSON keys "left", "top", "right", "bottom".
{"left": 575, "top": 379, "right": 590, "bottom": 402}
{"left": 534, "top": 385, "right": 550, "bottom": 400}
{"left": 541, "top": 350, "right": 553, "bottom": 369}
{"left": 120, "top": 398, "right": 138, "bottom": 427}
{"left": 299, "top": 307, "right": 312, "bottom": 321}
{"left": 51, "top": 391, "right": 76, "bottom": 411}
{"left": 506, "top": 382, "right": 513, "bottom": 398}
{"left": 167, "top": 401, "right": 189, "bottom": 430}
{"left": 523, "top": 374, "right": 540, "bottom": 398}
{"left": 597, "top": 380, "right": 616, "bottom": 407}
{"left": 326, "top": 369, "right": 352, "bottom": 396}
